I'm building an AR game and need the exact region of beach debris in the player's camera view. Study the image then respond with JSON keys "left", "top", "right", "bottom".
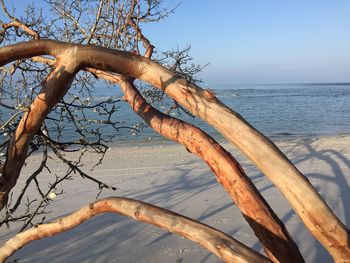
{"left": 48, "top": 192, "right": 57, "bottom": 200}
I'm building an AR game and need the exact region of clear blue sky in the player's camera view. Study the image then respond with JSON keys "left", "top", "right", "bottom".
{"left": 143, "top": 1, "right": 350, "bottom": 84}
{"left": 3, "top": 0, "right": 350, "bottom": 84}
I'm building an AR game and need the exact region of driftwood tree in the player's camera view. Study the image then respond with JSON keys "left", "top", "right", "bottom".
{"left": 0, "top": 1, "right": 349, "bottom": 262}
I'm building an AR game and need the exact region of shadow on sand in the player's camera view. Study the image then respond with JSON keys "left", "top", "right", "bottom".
{"left": 5, "top": 137, "right": 350, "bottom": 263}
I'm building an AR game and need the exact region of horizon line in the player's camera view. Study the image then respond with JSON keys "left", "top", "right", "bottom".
{"left": 204, "top": 81, "right": 350, "bottom": 86}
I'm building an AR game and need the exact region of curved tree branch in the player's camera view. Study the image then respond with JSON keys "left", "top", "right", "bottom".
{"left": 0, "top": 46, "right": 80, "bottom": 208}
{"left": 127, "top": 17, "right": 154, "bottom": 58}
{"left": 117, "top": 76, "right": 303, "bottom": 262}
{"left": 0, "top": 197, "right": 271, "bottom": 263}
{"left": 0, "top": 40, "right": 349, "bottom": 261}
{"left": 0, "top": 21, "right": 40, "bottom": 40}
{"left": 0, "top": 0, "right": 40, "bottom": 40}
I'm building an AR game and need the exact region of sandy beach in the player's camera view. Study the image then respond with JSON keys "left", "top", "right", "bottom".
{"left": 1, "top": 135, "right": 350, "bottom": 262}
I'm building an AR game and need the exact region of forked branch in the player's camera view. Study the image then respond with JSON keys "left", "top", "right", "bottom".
{"left": 0, "top": 47, "right": 80, "bottom": 208}
{"left": 117, "top": 76, "right": 303, "bottom": 262}
{"left": 0, "top": 40, "right": 349, "bottom": 261}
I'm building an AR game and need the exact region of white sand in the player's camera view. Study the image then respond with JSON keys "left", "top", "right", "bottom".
{"left": 1, "top": 135, "right": 350, "bottom": 262}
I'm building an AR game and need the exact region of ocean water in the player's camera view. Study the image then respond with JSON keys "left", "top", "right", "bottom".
{"left": 71, "top": 82, "right": 350, "bottom": 144}
{"left": 2, "top": 83, "right": 350, "bottom": 145}
{"left": 211, "top": 83, "right": 350, "bottom": 139}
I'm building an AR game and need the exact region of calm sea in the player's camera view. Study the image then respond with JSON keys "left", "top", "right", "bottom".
{"left": 2, "top": 83, "right": 350, "bottom": 145}
{"left": 76, "top": 82, "right": 350, "bottom": 144}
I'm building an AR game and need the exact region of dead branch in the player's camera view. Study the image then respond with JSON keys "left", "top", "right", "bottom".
{"left": 48, "top": 141, "right": 116, "bottom": 191}
{"left": 0, "top": 46, "right": 80, "bottom": 209}
{"left": 80, "top": 68, "right": 301, "bottom": 261}
{"left": 0, "top": 21, "right": 40, "bottom": 40}
{"left": 127, "top": 17, "right": 154, "bottom": 58}
{"left": 0, "top": 0, "right": 40, "bottom": 40}
{"left": 117, "top": 77, "right": 303, "bottom": 262}
{"left": 10, "top": 144, "right": 48, "bottom": 213}
{"left": 0, "top": 40, "right": 349, "bottom": 261}
{"left": 0, "top": 197, "right": 271, "bottom": 263}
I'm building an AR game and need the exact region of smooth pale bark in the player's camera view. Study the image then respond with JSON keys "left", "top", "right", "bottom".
{"left": 0, "top": 40, "right": 349, "bottom": 261}
{"left": 0, "top": 197, "right": 271, "bottom": 263}
{"left": 118, "top": 77, "right": 303, "bottom": 263}
{"left": 0, "top": 48, "right": 80, "bottom": 207}
{"left": 1, "top": 21, "right": 40, "bottom": 39}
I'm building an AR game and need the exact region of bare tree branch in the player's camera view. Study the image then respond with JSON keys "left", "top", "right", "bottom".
{"left": 117, "top": 76, "right": 303, "bottom": 262}
{"left": 0, "top": 39, "right": 347, "bottom": 261}
{"left": 0, "top": 1, "right": 348, "bottom": 261}
{"left": 0, "top": 197, "right": 271, "bottom": 263}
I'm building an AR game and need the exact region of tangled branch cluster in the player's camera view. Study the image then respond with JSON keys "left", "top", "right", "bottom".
{"left": 0, "top": 0, "right": 201, "bottom": 229}
{"left": 1, "top": 1, "right": 348, "bottom": 262}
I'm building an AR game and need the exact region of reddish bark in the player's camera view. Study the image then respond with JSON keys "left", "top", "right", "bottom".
{"left": 118, "top": 77, "right": 303, "bottom": 262}
{"left": 0, "top": 40, "right": 349, "bottom": 261}
{"left": 0, "top": 48, "right": 80, "bottom": 207}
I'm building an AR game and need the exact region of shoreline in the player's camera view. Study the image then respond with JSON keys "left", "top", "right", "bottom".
{"left": 1, "top": 134, "right": 350, "bottom": 262}
{"left": 107, "top": 132, "right": 350, "bottom": 148}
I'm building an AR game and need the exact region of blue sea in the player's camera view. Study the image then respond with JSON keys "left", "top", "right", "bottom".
{"left": 74, "top": 82, "right": 350, "bottom": 144}
{"left": 2, "top": 83, "right": 350, "bottom": 145}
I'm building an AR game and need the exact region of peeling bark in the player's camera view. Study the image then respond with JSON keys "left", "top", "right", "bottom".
{"left": 118, "top": 77, "right": 303, "bottom": 263}
{"left": 0, "top": 197, "right": 271, "bottom": 263}
{"left": 0, "top": 40, "right": 349, "bottom": 261}
{"left": 0, "top": 48, "right": 80, "bottom": 208}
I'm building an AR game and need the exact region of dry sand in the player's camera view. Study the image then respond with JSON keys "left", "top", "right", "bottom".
{"left": 1, "top": 135, "right": 350, "bottom": 262}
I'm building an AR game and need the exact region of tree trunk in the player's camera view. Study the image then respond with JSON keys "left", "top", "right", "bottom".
{"left": 0, "top": 48, "right": 80, "bottom": 208}
{"left": 0, "top": 40, "right": 349, "bottom": 261}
